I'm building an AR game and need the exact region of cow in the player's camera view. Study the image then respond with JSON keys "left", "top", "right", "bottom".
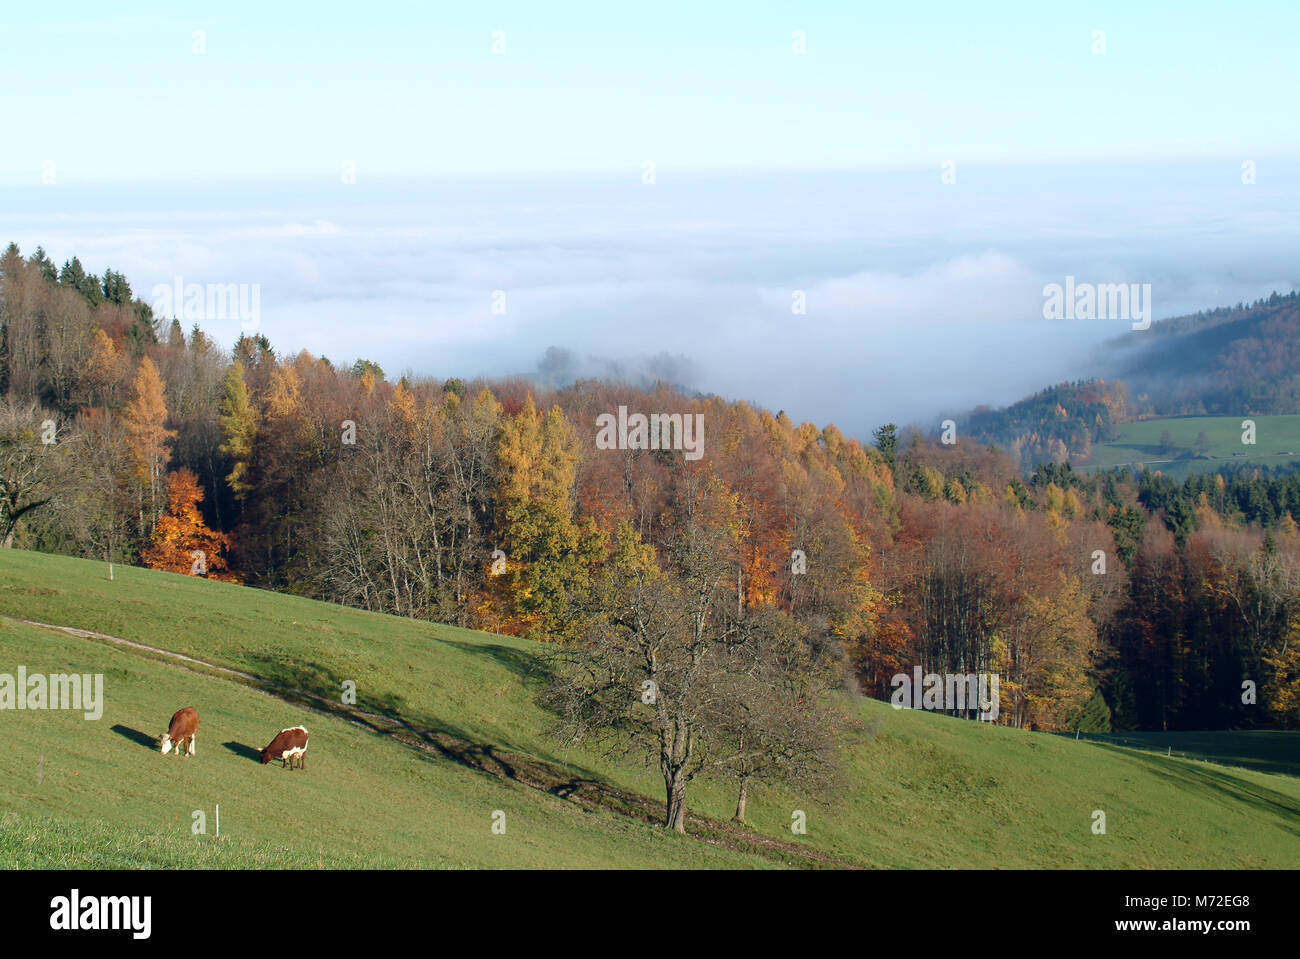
{"left": 160, "top": 707, "right": 199, "bottom": 757}
{"left": 260, "top": 726, "right": 309, "bottom": 769}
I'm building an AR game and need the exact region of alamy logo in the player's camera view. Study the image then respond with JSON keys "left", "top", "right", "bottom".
{"left": 1042, "top": 276, "right": 1152, "bottom": 330}
{"left": 890, "top": 668, "right": 1000, "bottom": 721}
{"left": 50, "top": 890, "right": 151, "bottom": 939}
{"left": 0, "top": 668, "right": 104, "bottom": 720}
{"left": 151, "top": 276, "right": 260, "bottom": 331}
{"left": 595, "top": 406, "right": 704, "bottom": 461}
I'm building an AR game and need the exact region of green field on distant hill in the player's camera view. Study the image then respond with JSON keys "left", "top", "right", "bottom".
{"left": 1083, "top": 414, "right": 1300, "bottom": 479}
{"left": 1, "top": 549, "right": 1298, "bottom": 868}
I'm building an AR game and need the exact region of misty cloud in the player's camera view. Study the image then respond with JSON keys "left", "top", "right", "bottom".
{"left": 3, "top": 162, "right": 1296, "bottom": 441}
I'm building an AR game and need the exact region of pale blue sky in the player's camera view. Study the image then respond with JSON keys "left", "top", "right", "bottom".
{"left": 3, "top": 1, "right": 1298, "bottom": 183}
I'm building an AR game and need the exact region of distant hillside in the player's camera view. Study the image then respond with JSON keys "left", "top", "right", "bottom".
{"left": 965, "top": 380, "right": 1129, "bottom": 474}
{"left": 966, "top": 291, "right": 1300, "bottom": 472}
{"left": 1102, "top": 290, "right": 1300, "bottom": 417}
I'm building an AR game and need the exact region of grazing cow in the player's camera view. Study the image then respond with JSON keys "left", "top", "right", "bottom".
{"left": 160, "top": 707, "right": 199, "bottom": 757}
{"left": 260, "top": 726, "right": 309, "bottom": 769}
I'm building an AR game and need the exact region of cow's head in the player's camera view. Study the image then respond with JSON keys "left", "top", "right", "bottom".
{"left": 259, "top": 747, "right": 272, "bottom": 764}
{"left": 160, "top": 733, "right": 174, "bottom": 755}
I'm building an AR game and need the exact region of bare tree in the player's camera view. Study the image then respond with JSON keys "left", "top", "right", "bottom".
{"left": 0, "top": 400, "right": 64, "bottom": 547}
{"left": 709, "top": 607, "right": 841, "bottom": 823}
{"left": 1207, "top": 530, "right": 1300, "bottom": 658}
{"left": 547, "top": 471, "right": 841, "bottom": 834}
{"left": 546, "top": 467, "right": 742, "bottom": 833}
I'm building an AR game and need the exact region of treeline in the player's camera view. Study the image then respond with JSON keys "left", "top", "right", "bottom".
{"left": 0, "top": 245, "right": 158, "bottom": 408}
{"left": 1135, "top": 466, "right": 1300, "bottom": 541}
{"left": 965, "top": 380, "right": 1129, "bottom": 473}
{"left": 1026, "top": 461, "right": 1300, "bottom": 729}
{"left": 3, "top": 243, "right": 1299, "bottom": 748}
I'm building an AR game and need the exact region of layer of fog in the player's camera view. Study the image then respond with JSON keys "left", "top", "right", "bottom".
{"left": 4, "top": 161, "right": 1296, "bottom": 442}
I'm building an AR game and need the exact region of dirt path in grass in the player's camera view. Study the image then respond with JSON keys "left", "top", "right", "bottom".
{"left": 11, "top": 616, "right": 858, "bottom": 869}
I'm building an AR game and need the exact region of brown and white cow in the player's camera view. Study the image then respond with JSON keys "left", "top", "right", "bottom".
{"left": 260, "top": 725, "right": 309, "bottom": 769}
{"left": 160, "top": 707, "right": 199, "bottom": 757}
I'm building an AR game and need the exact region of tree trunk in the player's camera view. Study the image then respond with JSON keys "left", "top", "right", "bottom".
{"left": 733, "top": 776, "right": 749, "bottom": 823}
{"left": 665, "top": 775, "right": 688, "bottom": 834}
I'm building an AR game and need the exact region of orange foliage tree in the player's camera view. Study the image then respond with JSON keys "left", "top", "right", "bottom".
{"left": 141, "top": 468, "right": 235, "bottom": 580}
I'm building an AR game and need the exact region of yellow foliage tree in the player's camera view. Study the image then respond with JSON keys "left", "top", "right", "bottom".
{"left": 1263, "top": 620, "right": 1300, "bottom": 727}
{"left": 122, "top": 356, "right": 176, "bottom": 534}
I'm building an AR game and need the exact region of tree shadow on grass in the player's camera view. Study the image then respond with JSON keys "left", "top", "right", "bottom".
{"left": 196, "top": 646, "right": 683, "bottom": 831}
{"left": 223, "top": 741, "right": 262, "bottom": 763}
{"left": 1077, "top": 732, "right": 1300, "bottom": 778}
{"left": 1094, "top": 744, "right": 1300, "bottom": 838}
{"left": 239, "top": 646, "right": 572, "bottom": 771}
{"left": 244, "top": 653, "right": 348, "bottom": 705}
{"left": 162, "top": 647, "right": 849, "bottom": 866}
{"left": 110, "top": 724, "right": 157, "bottom": 751}
{"left": 438, "top": 639, "right": 552, "bottom": 685}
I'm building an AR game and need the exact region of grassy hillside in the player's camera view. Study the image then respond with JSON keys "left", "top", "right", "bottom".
{"left": 2, "top": 548, "right": 1298, "bottom": 868}
{"left": 1084, "top": 414, "right": 1300, "bottom": 479}
{"left": 0, "top": 616, "right": 765, "bottom": 868}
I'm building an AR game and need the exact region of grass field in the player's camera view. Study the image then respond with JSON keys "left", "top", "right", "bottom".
{"left": 2, "top": 548, "right": 1298, "bottom": 868}
{"left": 1084, "top": 414, "right": 1300, "bottom": 480}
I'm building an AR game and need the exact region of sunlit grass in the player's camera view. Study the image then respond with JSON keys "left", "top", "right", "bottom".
{"left": 1, "top": 548, "right": 1297, "bottom": 868}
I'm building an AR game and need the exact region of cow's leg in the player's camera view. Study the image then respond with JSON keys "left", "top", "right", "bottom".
{"left": 189, "top": 734, "right": 196, "bottom": 757}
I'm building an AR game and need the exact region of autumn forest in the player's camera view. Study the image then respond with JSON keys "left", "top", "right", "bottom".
{"left": 3, "top": 241, "right": 1299, "bottom": 754}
